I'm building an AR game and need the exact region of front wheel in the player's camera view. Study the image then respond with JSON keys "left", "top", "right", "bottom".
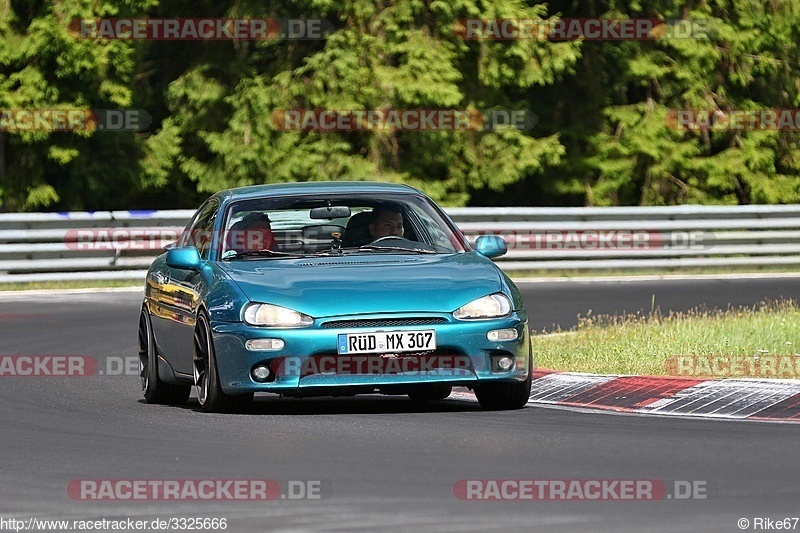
{"left": 193, "top": 312, "right": 253, "bottom": 413}
{"left": 475, "top": 356, "right": 532, "bottom": 411}
{"left": 138, "top": 309, "right": 190, "bottom": 405}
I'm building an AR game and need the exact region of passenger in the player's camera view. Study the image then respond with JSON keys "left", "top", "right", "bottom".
{"left": 227, "top": 212, "right": 276, "bottom": 253}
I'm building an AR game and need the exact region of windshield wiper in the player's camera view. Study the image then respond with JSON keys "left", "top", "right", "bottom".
{"left": 358, "top": 245, "right": 438, "bottom": 254}
{"left": 221, "top": 249, "right": 305, "bottom": 260}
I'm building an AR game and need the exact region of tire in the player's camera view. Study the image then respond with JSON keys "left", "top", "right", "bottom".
{"left": 408, "top": 384, "right": 453, "bottom": 402}
{"left": 138, "top": 309, "right": 191, "bottom": 405}
{"left": 193, "top": 312, "right": 253, "bottom": 413}
{"left": 475, "top": 354, "right": 532, "bottom": 411}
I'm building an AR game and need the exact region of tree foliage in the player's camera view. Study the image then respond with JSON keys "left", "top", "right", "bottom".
{"left": 1, "top": 0, "right": 799, "bottom": 210}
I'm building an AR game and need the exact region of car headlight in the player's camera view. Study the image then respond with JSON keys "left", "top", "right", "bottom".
{"left": 243, "top": 303, "right": 313, "bottom": 327}
{"left": 453, "top": 293, "right": 512, "bottom": 320}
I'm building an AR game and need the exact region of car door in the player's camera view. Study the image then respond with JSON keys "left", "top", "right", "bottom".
{"left": 151, "top": 198, "right": 219, "bottom": 376}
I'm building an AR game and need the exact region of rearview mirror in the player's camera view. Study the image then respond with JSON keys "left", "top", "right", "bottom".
{"left": 310, "top": 206, "right": 351, "bottom": 219}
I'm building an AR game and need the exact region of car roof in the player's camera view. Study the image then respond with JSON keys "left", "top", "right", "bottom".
{"left": 216, "top": 181, "right": 422, "bottom": 202}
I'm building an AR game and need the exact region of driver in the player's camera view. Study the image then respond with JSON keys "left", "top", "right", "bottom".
{"left": 368, "top": 208, "right": 404, "bottom": 241}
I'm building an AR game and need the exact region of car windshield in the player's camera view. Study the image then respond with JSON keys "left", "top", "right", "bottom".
{"left": 219, "top": 193, "right": 468, "bottom": 259}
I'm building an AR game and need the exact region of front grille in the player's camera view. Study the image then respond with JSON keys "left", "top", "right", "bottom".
{"left": 321, "top": 317, "right": 448, "bottom": 329}
{"left": 299, "top": 349, "right": 470, "bottom": 377}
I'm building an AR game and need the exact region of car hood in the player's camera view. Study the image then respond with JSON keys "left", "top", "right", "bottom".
{"left": 217, "top": 253, "right": 504, "bottom": 318}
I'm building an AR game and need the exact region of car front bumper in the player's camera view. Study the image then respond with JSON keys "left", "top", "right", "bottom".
{"left": 211, "top": 312, "right": 531, "bottom": 395}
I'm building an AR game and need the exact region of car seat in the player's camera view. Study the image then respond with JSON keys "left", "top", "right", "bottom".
{"left": 342, "top": 211, "right": 374, "bottom": 247}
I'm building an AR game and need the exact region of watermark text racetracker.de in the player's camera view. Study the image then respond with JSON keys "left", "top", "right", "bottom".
{"left": 64, "top": 227, "right": 350, "bottom": 252}
{"left": 666, "top": 109, "right": 800, "bottom": 131}
{"left": 453, "top": 18, "right": 709, "bottom": 41}
{"left": 63, "top": 227, "right": 303, "bottom": 252}
{"left": 70, "top": 18, "right": 333, "bottom": 41}
{"left": 453, "top": 479, "right": 708, "bottom": 500}
{"left": 270, "top": 108, "right": 536, "bottom": 131}
{"left": 0, "top": 356, "right": 97, "bottom": 377}
{"left": 0, "top": 516, "right": 227, "bottom": 532}
{"left": 666, "top": 356, "right": 800, "bottom": 379}
{"left": 64, "top": 228, "right": 182, "bottom": 251}
{"left": 67, "top": 479, "right": 329, "bottom": 501}
{"left": 0, "top": 109, "right": 151, "bottom": 132}
{"left": 463, "top": 229, "right": 708, "bottom": 251}
{"left": 0, "top": 355, "right": 149, "bottom": 378}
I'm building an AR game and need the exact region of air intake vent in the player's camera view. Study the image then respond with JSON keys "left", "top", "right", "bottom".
{"left": 296, "top": 259, "right": 417, "bottom": 267}
{"left": 321, "top": 317, "right": 448, "bottom": 329}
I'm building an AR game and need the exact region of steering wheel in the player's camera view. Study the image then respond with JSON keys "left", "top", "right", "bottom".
{"left": 368, "top": 235, "right": 438, "bottom": 252}
{"left": 371, "top": 236, "right": 409, "bottom": 244}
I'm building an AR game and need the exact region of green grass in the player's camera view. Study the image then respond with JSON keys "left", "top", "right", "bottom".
{"left": 533, "top": 300, "right": 800, "bottom": 376}
{"left": 0, "top": 280, "right": 141, "bottom": 291}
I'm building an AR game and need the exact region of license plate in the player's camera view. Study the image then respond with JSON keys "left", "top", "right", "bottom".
{"left": 337, "top": 330, "right": 437, "bottom": 355}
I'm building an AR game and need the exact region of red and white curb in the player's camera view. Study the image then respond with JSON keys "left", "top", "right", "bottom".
{"left": 454, "top": 370, "right": 800, "bottom": 422}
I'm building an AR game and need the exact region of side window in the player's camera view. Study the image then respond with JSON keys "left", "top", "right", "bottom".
{"left": 181, "top": 199, "right": 219, "bottom": 259}
{"left": 408, "top": 204, "right": 455, "bottom": 251}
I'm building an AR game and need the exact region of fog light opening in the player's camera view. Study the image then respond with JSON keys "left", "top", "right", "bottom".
{"left": 252, "top": 365, "right": 271, "bottom": 382}
{"left": 496, "top": 356, "right": 515, "bottom": 372}
{"left": 246, "top": 338, "right": 285, "bottom": 351}
{"left": 487, "top": 328, "right": 518, "bottom": 342}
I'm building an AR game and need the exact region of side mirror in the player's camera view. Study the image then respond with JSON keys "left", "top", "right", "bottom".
{"left": 166, "top": 247, "right": 202, "bottom": 270}
{"left": 474, "top": 235, "right": 507, "bottom": 259}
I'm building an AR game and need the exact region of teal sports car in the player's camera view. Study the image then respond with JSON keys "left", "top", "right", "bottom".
{"left": 139, "top": 182, "right": 532, "bottom": 412}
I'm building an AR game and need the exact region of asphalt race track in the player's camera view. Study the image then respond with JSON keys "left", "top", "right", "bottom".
{"left": 1, "top": 276, "right": 799, "bottom": 532}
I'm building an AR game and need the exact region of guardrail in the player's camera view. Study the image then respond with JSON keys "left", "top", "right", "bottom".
{"left": 0, "top": 210, "right": 192, "bottom": 283}
{"left": 1, "top": 205, "right": 799, "bottom": 282}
